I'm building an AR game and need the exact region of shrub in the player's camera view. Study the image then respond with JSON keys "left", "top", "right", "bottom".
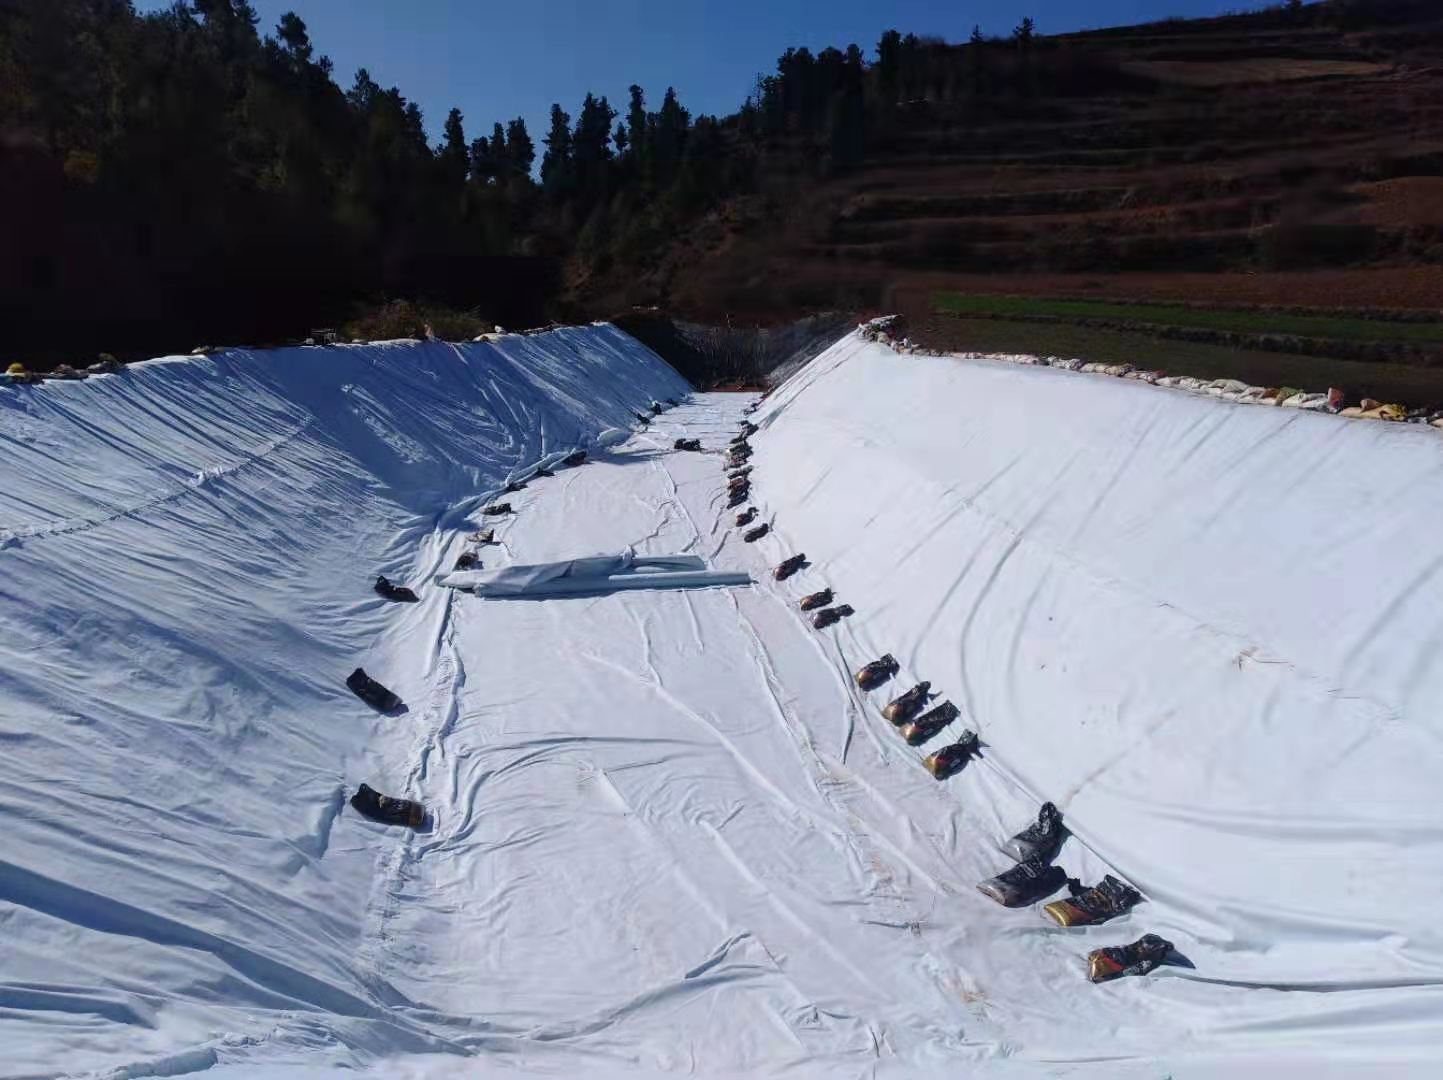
{"left": 341, "top": 300, "right": 494, "bottom": 342}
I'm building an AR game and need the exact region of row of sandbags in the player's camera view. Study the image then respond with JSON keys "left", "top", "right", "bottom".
{"left": 858, "top": 316, "right": 1443, "bottom": 428}
{"left": 736, "top": 387, "right": 1174, "bottom": 984}
{"left": 4, "top": 357, "right": 122, "bottom": 384}
{"left": 343, "top": 419, "right": 629, "bottom": 831}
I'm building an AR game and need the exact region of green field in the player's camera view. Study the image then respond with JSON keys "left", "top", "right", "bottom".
{"left": 931, "top": 294, "right": 1443, "bottom": 346}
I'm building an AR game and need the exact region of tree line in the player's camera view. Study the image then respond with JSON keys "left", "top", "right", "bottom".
{"left": 1, "top": 0, "right": 1065, "bottom": 362}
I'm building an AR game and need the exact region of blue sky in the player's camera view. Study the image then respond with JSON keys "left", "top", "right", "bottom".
{"left": 137, "top": 0, "right": 1269, "bottom": 146}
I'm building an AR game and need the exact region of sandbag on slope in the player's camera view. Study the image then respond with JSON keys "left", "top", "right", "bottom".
{"left": 748, "top": 330, "right": 1443, "bottom": 1001}
{"left": 0, "top": 325, "right": 689, "bottom": 1076}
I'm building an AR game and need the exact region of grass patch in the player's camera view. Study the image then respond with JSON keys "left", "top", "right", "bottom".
{"left": 932, "top": 293, "right": 1443, "bottom": 346}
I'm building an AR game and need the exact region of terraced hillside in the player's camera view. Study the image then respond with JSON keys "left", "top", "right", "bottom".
{"left": 626, "top": 2, "right": 1443, "bottom": 323}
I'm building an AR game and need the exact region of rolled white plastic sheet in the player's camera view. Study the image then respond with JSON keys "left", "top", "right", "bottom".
{"left": 439, "top": 550, "right": 750, "bottom": 596}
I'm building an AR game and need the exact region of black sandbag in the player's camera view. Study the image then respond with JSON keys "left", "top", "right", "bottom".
{"left": 505, "top": 479, "right": 528, "bottom": 493}
{"left": 812, "top": 604, "right": 854, "bottom": 630}
{"left": 634, "top": 412, "right": 650, "bottom": 425}
{"left": 728, "top": 465, "right": 752, "bottom": 480}
{"left": 454, "top": 551, "right": 480, "bottom": 571}
{"left": 744, "top": 524, "right": 770, "bottom": 543}
{"left": 799, "top": 589, "right": 833, "bottom": 612}
{"left": 977, "top": 855, "right": 1067, "bottom": 908}
{"left": 562, "top": 450, "right": 587, "bottom": 467}
{"left": 351, "top": 782, "right": 425, "bottom": 828}
{"left": 727, "top": 491, "right": 750, "bottom": 509}
{"left": 347, "top": 668, "right": 403, "bottom": 713}
{"left": 1005, "top": 802, "right": 1065, "bottom": 863}
{"left": 1087, "top": 934, "right": 1173, "bottom": 983}
{"left": 882, "top": 682, "right": 932, "bottom": 724}
{"left": 739, "top": 421, "right": 758, "bottom": 437}
{"left": 532, "top": 466, "right": 554, "bottom": 478}
{"left": 481, "top": 502, "right": 513, "bottom": 516}
{"left": 774, "top": 554, "right": 807, "bottom": 581}
{"left": 374, "top": 576, "right": 419, "bottom": 603}
{"left": 855, "top": 654, "right": 899, "bottom": 691}
{"left": 468, "top": 528, "right": 495, "bottom": 544}
{"left": 924, "top": 732, "right": 979, "bottom": 779}
{"left": 899, "top": 701, "right": 960, "bottom": 745}
{"left": 1044, "top": 875, "right": 1143, "bottom": 928}
{"left": 736, "top": 508, "right": 757, "bottom": 526}
{"left": 674, "top": 438, "right": 702, "bottom": 451}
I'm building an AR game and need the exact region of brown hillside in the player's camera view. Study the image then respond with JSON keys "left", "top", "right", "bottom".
{"left": 579, "top": 1, "right": 1443, "bottom": 325}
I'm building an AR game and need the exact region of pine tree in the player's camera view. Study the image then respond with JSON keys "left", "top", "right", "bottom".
{"left": 403, "top": 102, "right": 425, "bottom": 147}
{"left": 468, "top": 134, "right": 495, "bottom": 184}
{"left": 626, "top": 85, "right": 647, "bottom": 165}
{"left": 876, "top": 30, "right": 901, "bottom": 103}
{"left": 676, "top": 115, "right": 724, "bottom": 212}
{"left": 348, "top": 67, "right": 380, "bottom": 112}
{"left": 1014, "top": 16, "right": 1035, "bottom": 46}
{"left": 483, "top": 121, "right": 505, "bottom": 183}
{"left": 540, "top": 103, "right": 573, "bottom": 195}
{"left": 276, "top": 11, "right": 311, "bottom": 63}
{"left": 570, "top": 93, "right": 616, "bottom": 202}
{"left": 505, "top": 117, "right": 535, "bottom": 182}
{"left": 829, "top": 44, "right": 866, "bottom": 172}
{"left": 438, "top": 106, "right": 468, "bottom": 186}
{"left": 651, "top": 87, "right": 690, "bottom": 183}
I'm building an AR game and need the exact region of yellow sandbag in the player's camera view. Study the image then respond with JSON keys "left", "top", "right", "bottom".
{"left": 1043, "top": 898, "right": 1088, "bottom": 927}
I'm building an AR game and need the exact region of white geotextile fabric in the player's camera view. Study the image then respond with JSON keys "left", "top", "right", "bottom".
{"left": 749, "top": 331, "right": 1443, "bottom": 998}
{"left": 5, "top": 321, "right": 1441, "bottom": 1079}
